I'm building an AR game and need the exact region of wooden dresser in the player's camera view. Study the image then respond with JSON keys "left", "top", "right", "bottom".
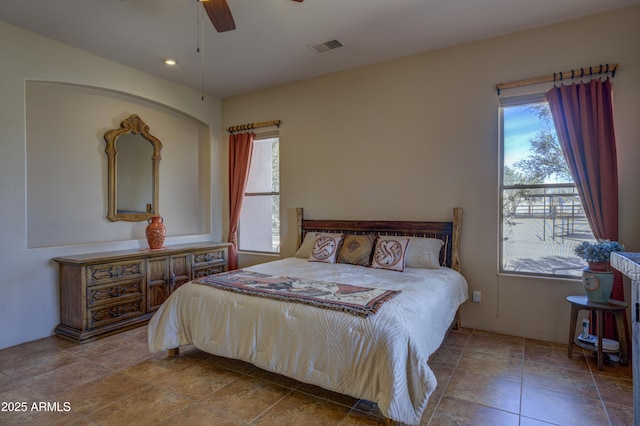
{"left": 53, "top": 242, "right": 231, "bottom": 343}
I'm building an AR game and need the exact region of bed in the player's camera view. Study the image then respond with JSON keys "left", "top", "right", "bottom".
{"left": 148, "top": 207, "right": 468, "bottom": 425}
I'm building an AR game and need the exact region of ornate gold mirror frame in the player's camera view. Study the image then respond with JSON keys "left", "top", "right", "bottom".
{"left": 104, "top": 114, "right": 162, "bottom": 222}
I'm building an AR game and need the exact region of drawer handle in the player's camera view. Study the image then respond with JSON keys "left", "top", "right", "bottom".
{"left": 112, "top": 264, "right": 140, "bottom": 278}
{"left": 108, "top": 286, "right": 125, "bottom": 298}
{"left": 109, "top": 306, "right": 124, "bottom": 318}
{"left": 203, "top": 253, "right": 221, "bottom": 262}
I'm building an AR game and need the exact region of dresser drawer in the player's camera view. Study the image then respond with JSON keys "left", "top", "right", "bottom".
{"left": 87, "top": 278, "right": 144, "bottom": 308}
{"left": 87, "top": 260, "right": 144, "bottom": 286}
{"left": 88, "top": 298, "right": 145, "bottom": 328}
{"left": 193, "top": 249, "right": 225, "bottom": 267}
{"left": 193, "top": 265, "right": 226, "bottom": 278}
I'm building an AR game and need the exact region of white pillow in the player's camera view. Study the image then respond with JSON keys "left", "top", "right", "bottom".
{"left": 370, "top": 236, "right": 411, "bottom": 272}
{"left": 405, "top": 237, "right": 444, "bottom": 269}
{"left": 309, "top": 234, "right": 343, "bottom": 263}
{"left": 295, "top": 233, "right": 343, "bottom": 258}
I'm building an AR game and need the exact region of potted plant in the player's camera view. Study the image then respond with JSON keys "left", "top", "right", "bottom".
{"left": 574, "top": 239, "right": 624, "bottom": 303}
{"left": 574, "top": 239, "right": 625, "bottom": 271}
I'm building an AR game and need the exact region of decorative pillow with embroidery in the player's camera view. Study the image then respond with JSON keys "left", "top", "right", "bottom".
{"left": 405, "top": 237, "right": 444, "bottom": 269}
{"left": 309, "top": 234, "right": 344, "bottom": 263}
{"left": 370, "top": 236, "right": 411, "bottom": 272}
{"left": 295, "top": 233, "right": 342, "bottom": 258}
{"left": 337, "top": 234, "right": 377, "bottom": 266}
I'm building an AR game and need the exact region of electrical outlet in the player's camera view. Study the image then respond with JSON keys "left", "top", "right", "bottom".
{"left": 472, "top": 290, "right": 481, "bottom": 303}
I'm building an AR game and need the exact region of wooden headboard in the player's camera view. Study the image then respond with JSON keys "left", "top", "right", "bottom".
{"left": 296, "top": 207, "right": 463, "bottom": 272}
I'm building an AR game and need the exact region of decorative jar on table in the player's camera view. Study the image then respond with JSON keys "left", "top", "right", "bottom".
{"left": 582, "top": 261, "right": 614, "bottom": 303}
{"left": 574, "top": 240, "right": 624, "bottom": 303}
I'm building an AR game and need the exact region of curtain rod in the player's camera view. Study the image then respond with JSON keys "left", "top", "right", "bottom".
{"left": 496, "top": 63, "right": 618, "bottom": 95}
{"left": 226, "top": 120, "right": 281, "bottom": 133}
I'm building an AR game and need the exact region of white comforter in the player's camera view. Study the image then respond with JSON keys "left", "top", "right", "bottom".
{"left": 148, "top": 258, "right": 468, "bottom": 425}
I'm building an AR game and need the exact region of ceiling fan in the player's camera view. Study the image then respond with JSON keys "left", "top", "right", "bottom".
{"left": 200, "top": 0, "right": 304, "bottom": 33}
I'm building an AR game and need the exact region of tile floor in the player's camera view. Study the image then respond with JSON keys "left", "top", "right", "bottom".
{"left": 0, "top": 326, "right": 633, "bottom": 425}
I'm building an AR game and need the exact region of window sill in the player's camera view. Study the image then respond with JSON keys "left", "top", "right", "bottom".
{"left": 238, "top": 250, "right": 281, "bottom": 258}
{"left": 498, "top": 271, "right": 581, "bottom": 283}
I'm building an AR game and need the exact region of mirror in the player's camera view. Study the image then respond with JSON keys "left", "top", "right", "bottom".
{"left": 104, "top": 115, "right": 162, "bottom": 222}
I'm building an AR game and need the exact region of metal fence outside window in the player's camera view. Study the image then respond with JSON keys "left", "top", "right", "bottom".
{"left": 502, "top": 183, "right": 595, "bottom": 277}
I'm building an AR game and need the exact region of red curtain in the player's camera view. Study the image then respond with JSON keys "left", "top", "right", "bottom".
{"left": 545, "top": 79, "right": 623, "bottom": 338}
{"left": 227, "top": 132, "right": 255, "bottom": 270}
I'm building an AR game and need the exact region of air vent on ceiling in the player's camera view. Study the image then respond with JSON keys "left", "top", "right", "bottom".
{"left": 309, "top": 40, "right": 343, "bottom": 54}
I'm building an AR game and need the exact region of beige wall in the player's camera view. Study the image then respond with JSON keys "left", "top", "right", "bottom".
{"left": 0, "top": 21, "right": 224, "bottom": 349}
{"left": 225, "top": 6, "right": 640, "bottom": 342}
{"left": 25, "top": 82, "right": 211, "bottom": 247}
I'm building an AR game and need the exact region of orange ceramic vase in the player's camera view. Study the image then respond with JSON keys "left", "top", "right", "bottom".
{"left": 146, "top": 216, "right": 166, "bottom": 249}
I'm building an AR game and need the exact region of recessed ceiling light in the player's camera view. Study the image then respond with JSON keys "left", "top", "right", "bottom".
{"left": 164, "top": 58, "right": 177, "bottom": 66}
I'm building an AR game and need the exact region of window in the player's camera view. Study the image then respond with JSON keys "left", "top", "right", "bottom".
{"left": 500, "top": 94, "right": 595, "bottom": 277}
{"left": 238, "top": 135, "right": 280, "bottom": 253}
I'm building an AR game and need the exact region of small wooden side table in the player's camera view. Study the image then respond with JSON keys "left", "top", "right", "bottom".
{"left": 566, "top": 295, "right": 629, "bottom": 370}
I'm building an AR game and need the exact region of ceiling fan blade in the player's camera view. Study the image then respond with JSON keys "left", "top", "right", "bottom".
{"left": 202, "top": 0, "right": 236, "bottom": 33}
